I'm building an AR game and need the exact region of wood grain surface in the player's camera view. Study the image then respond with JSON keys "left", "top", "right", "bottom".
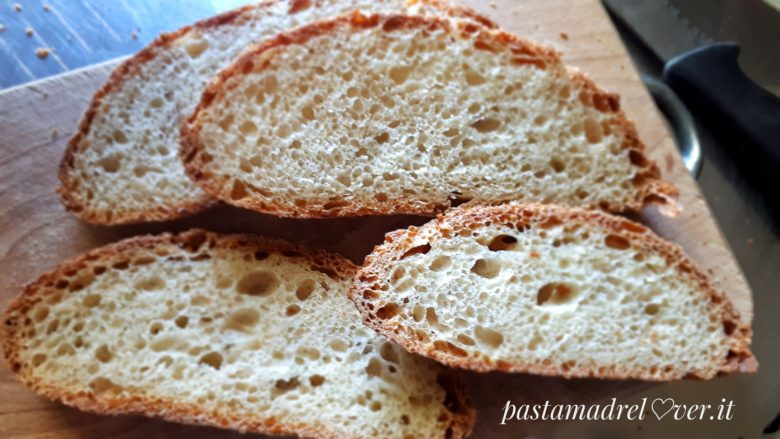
{"left": 0, "top": 0, "right": 761, "bottom": 438}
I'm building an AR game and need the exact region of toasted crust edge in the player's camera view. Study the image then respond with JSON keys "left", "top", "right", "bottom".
{"left": 349, "top": 203, "right": 757, "bottom": 380}
{"left": 181, "top": 12, "right": 678, "bottom": 219}
{"left": 2, "top": 229, "right": 475, "bottom": 438}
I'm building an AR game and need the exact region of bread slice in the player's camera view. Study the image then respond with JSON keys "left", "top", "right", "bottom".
{"left": 350, "top": 203, "right": 756, "bottom": 380}
{"left": 58, "top": 0, "right": 493, "bottom": 225}
{"left": 2, "top": 230, "right": 474, "bottom": 438}
{"left": 182, "top": 12, "right": 678, "bottom": 219}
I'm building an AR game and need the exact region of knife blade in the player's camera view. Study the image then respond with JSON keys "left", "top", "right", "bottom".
{"left": 604, "top": 0, "right": 780, "bottom": 168}
{"left": 603, "top": 0, "right": 713, "bottom": 63}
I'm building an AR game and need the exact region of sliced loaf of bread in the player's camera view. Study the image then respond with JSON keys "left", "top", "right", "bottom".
{"left": 59, "top": 0, "right": 491, "bottom": 224}
{"left": 182, "top": 12, "right": 678, "bottom": 218}
{"left": 2, "top": 230, "right": 474, "bottom": 438}
{"left": 350, "top": 203, "right": 756, "bottom": 380}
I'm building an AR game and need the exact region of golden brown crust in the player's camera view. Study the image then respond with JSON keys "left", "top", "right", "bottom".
{"left": 58, "top": 1, "right": 495, "bottom": 225}
{"left": 349, "top": 203, "right": 756, "bottom": 380}
{"left": 181, "top": 12, "right": 678, "bottom": 219}
{"left": 2, "top": 229, "right": 474, "bottom": 438}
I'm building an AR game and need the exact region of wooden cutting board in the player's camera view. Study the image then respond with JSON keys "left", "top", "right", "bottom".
{"left": 0, "top": 0, "right": 757, "bottom": 437}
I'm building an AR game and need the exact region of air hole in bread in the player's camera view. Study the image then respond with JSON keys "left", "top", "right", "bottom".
{"left": 401, "top": 244, "right": 431, "bottom": 260}
{"left": 464, "top": 68, "right": 486, "bottom": 86}
{"left": 32, "top": 353, "right": 47, "bottom": 367}
{"left": 295, "top": 279, "right": 315, "bottom": 301}
{"left": 82, "top": 294, "right": 101, "bottom": 308}
{"left": 471, "top": 118, "right": 501, "bottom": 133}
{"left": 471, "top": 258, "right": 501, "bottom": 278}
{"left": 584, "top": 117, "right": 603, "bottom": 143}
{"left": 374, "top": 132, "right": 390, "bottom": 144}
{"left": 97, "top": 155, "right": 121, "bottom": 173}
{"left": 487, "top": 234, "right": 517, "bottom": 251}
{"left": 536, "top": 282, "right": 577, "bottom": 305}
{"left": 112, "top": 130, "right": 129, "bottom": 144}
{"left": 723, "top": 320, "right": 736, "bottom": 335}
{"left": 33, "top": 307, "right": 49, "bottom": 323}
{"left": 185, "top": 39, "right": 209, "bottom": 58}
{"left": 375, "top": 192, "right": 389, "bottom": 202}
{"left": 300, "top": 105, "right": 315, "bottom": 121}
{"left": 430, "top": 255, "right": 451, "bottom": 271}
{"left": 95, "top": 344, "right": 112, "bottom": 363}
{"left": 376, "top": 302, "right": 400, "bottom": 320}
{"left": 604, "top": 234, "right": 631, "bottom": 250}
{"left": 366, "top": 357, "right": 382, "bottom": 377}
{"left": 330, "top": 339, "right": 347, "bottom": 352}
{"left": 309, "top": 374, "right": 325, "bottom": 386}
{"left": 433, "top": 340, "right": 467, "bottom": 357}
{"left": 457, "top": 334, "right": 475, "bottom": 346}
{"left": 136, "top": 276, "right": 165, "bottom": 291}
{"left": 389, "top": 65, "right": 412, "bottom": 84}
{"left": 236, "top": 270, "right": 278, "bottom": 296}
{"left": 549, "top": 158, "right": 566, "bottom": 173}
{"left": 474, "top": 326, "right": 504, "bottom": 348}
{"left": 90, "top": 377, "right": 121, "bottom": 393}
{"left": 174, "top": 315, "right": 189, "bottom": 328}
{"left": 199, "top": 351, "right": 223, "bottom": 370}
{"left": 230, "top": 179, "right": 248, "bottom": 200}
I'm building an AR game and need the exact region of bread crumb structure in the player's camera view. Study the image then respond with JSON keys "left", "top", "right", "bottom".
{"left": 182, "top": 12, "right": 677, "bottom": 218}
{"left": 58, "top": 0, "right": 493, "bottom": 225}
{"left": 3, "top": 230, "right": 474, "bottom": 438}
{"left": 351, "top": 203, "right": 756, "bottom": 380}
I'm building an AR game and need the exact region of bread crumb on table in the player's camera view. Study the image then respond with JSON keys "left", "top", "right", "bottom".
{"left": 13, "top": 3, "right": 22, "bottom": 12}
{"left": 0, "top": 24, "right": 5, "bottom": 33}
{"left": 559, "top": 32, "right": 569, "bottom": 40}
{"left": 43, "top": 4, "right": 51, "bottom": 12}
{"left": 131, "top": 30, "right": 138, "bottom": 40}
{"left": 25, "top": 27, "right": 34, "bottom": 37}
{"left": 51, "top": 128, "right": 59, "bottom": 140}
{"left": 36, "top": 48, "right": 51, "bottom": 59}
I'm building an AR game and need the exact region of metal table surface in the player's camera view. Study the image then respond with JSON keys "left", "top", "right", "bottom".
{"left": 0, "top": 0, "right": 778, "bottom": 437}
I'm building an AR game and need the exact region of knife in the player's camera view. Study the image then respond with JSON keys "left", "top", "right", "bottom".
{"left": 603, "top": 0, "right": 780, "bottom": 168}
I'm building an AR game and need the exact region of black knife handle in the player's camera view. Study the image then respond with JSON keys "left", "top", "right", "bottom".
{"left": 663, "top": 43, "right": 780, "bottom": 167}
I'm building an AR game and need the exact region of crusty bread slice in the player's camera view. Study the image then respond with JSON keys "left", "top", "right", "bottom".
{"left": 182, "top": 12, "right": 678, "bottom": 218}
{"left": 350, "top": 203, "right": 756, "bottom": 380}
{"left": 59, "top": 0, "right": 493, "bottom": 225}
{"left": 2, "top": 230, "right": 474, "bottom": 438}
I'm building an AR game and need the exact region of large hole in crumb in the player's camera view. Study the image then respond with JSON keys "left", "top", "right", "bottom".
{"left": 97, "top": 155, "right": 121, "bottom": 173}
{"left": 199, "top": 351, "right": 223, "bottom": 370}
{"left": 224, "top": 308, "right": 260, "bottom": 332}
{"left": 95, "top": 344, "right": 112, "bottom": 363}
{"left": 389, "top": 65, "right": 413, "bottom": 84}
{"left": 471, "top": 118, "right": 501, "bottom": 133}
{"left": 296, "top": 279, "right": 316, "bottom": 301}
{"left": 471, "top": 259, "right": 501, "bottom": 278}
{"left": 487, "top": 235, "right": 517, "bottom": 251}
{"left": 584, "top": 118, "right": 603, "bottom": 143}
{"left": 236, "top": 271, "right": 279, "bottom": 296}
{"left": 536, "top": 282, "right": 578, "bottom": 305}
{"left": 604, "top": 234, "right": 631, "bottom": 250}
{"left": 400, "top": 243, "right": 431, "bottom": 260}
{"left": 376, "top": 303, "right": 400, "bottom": 320}
{"left": 430, "top": 255, "right": 451, "bottom": 271}
{"left": 474, "top": 326, "right": 504, "bottom": 348}
{"left": 185, "top": 39, "right": 209, "bottom": 58}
